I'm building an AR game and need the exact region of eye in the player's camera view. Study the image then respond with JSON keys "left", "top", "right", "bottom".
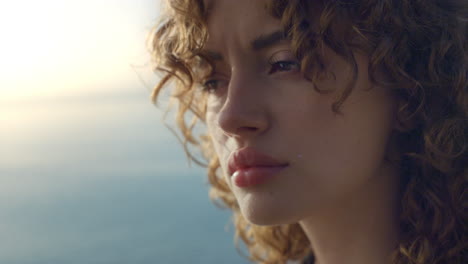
{"left": 267, "top": 50, "right": 300, "bottom": 75}
{"left": 201, "top": 79, "right": 220, "bottom": 93}
{"left": 200, "top": 77, "right": 228, "bottom": 93}
{"left": 268, "top": 60, "right": 300, "bottom": 74}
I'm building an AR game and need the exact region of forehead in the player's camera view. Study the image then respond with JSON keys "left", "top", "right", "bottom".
{"left": 202, "top": 0, "right": 281, "bottom": 52}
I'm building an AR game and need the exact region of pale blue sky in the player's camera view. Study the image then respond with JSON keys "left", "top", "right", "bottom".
{"left": 0, "top": 1, "right": 248, "bottom": 263}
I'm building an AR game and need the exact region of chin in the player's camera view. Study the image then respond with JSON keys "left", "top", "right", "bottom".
{"left": 237, "top": 193, "right": 301, "bottom": 226}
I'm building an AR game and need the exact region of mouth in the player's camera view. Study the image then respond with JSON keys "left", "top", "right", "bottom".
{"left": 227, "top": 147, "right": 289, "bottom": 187}
{"left": 231, "top": 165, "right": 289, "bottom": 187}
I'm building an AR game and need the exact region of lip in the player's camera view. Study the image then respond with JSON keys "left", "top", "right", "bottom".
{"left": 227, "top": 147, "right": 289, "bottom": 185}
{"left": 232, "top": 166, "right": 288, "bottom": 187}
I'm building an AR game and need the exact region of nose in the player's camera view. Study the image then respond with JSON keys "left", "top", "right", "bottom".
{"left": 216, "top": 71, "right": 269, "bottom": 140}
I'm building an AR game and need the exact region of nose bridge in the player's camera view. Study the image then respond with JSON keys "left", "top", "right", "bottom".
{"left": 217, "top": 68, "right": 269, "bottom": 138}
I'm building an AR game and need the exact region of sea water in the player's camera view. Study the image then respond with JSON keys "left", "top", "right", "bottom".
{"left": 0, "top": 92, "right": 248, "bottom": 264}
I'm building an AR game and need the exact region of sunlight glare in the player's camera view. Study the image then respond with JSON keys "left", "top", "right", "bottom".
{"left": 0, "top": 0, "right": 152, "bottom": 99}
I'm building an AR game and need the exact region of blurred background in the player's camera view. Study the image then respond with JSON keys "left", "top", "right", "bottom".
{"left": 0, "top": 1, "right": 247, "bottom": 263}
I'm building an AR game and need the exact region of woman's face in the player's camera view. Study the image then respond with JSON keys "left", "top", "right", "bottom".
{"left": 203, "top": 0, "right": 398, "bottom": 225}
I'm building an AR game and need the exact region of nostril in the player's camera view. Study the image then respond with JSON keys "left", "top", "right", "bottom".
{"left": 236, "top": 126, "right": 259, "bottom": 134}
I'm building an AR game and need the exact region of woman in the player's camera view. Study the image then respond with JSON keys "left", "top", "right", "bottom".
{"left": 150, "top": 0, "right": 467, "bottom": 263}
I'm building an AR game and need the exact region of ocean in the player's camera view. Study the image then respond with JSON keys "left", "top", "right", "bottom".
{"left": 0, "top": 91, "right": 249, "bottom": 264}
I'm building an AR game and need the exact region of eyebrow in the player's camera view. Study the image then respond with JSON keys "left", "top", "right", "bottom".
{"left": 200, "top": 30, "right": 288, "bottom": 62}
{"left": 252, "top": 30, "right": 287, "bottom": 51}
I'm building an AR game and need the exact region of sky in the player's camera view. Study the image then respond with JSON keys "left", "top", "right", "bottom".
{"left": 0, "top": 1, "right": 248, "bottom": 263}
{"left": 0, "top": 0, "right": 159, "bottom": 100}
{"left": 1, "top": 0, "right": 166, "bottom": 175}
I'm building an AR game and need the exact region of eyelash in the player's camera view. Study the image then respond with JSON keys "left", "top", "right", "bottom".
{"left": 200, "top": 60, "right": 300, "bottom": 93}
{"left": 201, "top": 79, "right": 222, "bottom": 93}
{"left": 268, "top": 59, "right": 300, "bottom": 75}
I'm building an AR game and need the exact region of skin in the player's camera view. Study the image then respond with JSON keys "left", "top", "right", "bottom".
{"left": 203, "top": 0, "right": 401, "bottom": 263}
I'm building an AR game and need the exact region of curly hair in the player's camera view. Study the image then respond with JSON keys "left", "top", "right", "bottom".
{"left": 149, "top": 0, "right": 468, "bottom": 263}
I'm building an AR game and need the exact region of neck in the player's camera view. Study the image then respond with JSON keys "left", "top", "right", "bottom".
{"left": 299, "top": 162, "right": 401, "bottom": 264}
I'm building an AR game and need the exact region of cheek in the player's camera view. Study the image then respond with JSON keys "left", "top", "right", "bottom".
{"left": 205, "top": 110, "right": 216, "bottom": 135}
{"left": 285, "top": 88, "right": 396, "bottom": 197}
{"left": 206, "top": 111, "right": 224, "bottom": 155}
{"left": 206, "top": 110, "right": 232, "bottom": 179}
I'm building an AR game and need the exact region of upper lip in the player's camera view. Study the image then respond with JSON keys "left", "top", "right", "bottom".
{"left": 227, "top": 147, "right": 289, "bottom": 176}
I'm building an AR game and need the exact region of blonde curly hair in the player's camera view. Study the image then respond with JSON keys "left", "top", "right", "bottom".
{"left": 149, "top": 0, "right": 467, "bottom": 263}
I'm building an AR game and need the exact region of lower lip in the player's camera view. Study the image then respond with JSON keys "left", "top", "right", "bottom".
{"left": 232, "top": 165, "right": 288, "bottom": 188}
